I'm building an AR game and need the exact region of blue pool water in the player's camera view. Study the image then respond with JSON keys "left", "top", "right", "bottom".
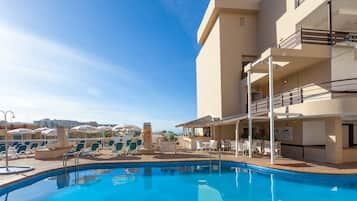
{"left": 2, "top": 161, "right": 357, "bottom": 201}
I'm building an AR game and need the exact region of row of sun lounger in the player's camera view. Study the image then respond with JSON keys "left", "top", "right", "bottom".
{"left": 0, "top": 141, "right": 49, "bottom": 159}
{"left": 64, "top": 138, "right": 143, "bottom": 158}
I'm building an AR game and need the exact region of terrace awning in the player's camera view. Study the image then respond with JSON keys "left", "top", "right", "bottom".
{"left": 244, "top": 45, "right": 330, "bottom": 85}
{"left": 176, "top": 115, "right": 219, "bottom": 128}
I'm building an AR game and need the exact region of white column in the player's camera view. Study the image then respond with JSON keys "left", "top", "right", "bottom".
{"left": 247, "top": 70, "right": 253, "bottom": 158}
{"left": 235, "top": 120, "right": 240, "bottom": 157}
{"left": 268, "top": 56, "right": 275, "bottom": 164}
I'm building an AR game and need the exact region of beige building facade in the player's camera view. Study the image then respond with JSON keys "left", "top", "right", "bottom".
{"left": 179, "top": 0, "right": 357, "bottom": 164}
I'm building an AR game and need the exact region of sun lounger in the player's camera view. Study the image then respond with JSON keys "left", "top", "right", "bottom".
{"left": 113, "top": 142, "right": 124, "bottom": 155}
{"left": 82, "top": 143, "right": 100, "bottom": 156}
{"left": 0, "top": 145, "right": 6, "bottom": 159}
{"left": 29, "top": 143, "right": 38, "bottom": 153}
{"left": 104, "top": 140, "right": 114, "bottom": 150}
{"left": 127, "top": 142, "right": 137, "bottom": 154}
{"left": 126, "top": 140, "right": 132, "bottom": 147}
{"left": 64, "top": 143, "right": 84, "bottom": 158}
{"left": 8, "top": 145, "right": 27, "bottom": 159}
{"left": 137, "top": 139, "right": 143, "bottom": 146}
{"left": 11, "top": 142, "right": 18, "bottom": 147}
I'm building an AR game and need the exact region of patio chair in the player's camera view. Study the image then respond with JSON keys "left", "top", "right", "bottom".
{"left": 113, "top": 142, "right": 124, "bottom": 155}
{"left": 263, "top": 140, "right": 271, "bottom": 155}
{"left": 127, "top": 142, "right": 137, "bottom": 154}
{"left": 229, "top": 141, "right": 236, "bottom": 152}
{"left": 209, "top": 140, "right": 218, "bottom": 151}
{"left": 255, "top": 140, "right": 264, "bottom": 155}
{"left": 237, "top": 142, "right": 245, "bottom": 155}
{"left": 274, "top": 141, "right": 281, "bottom": 157}
{"left": 196, "top": 141, "right": 205, "bottom": 151}
{"left": 243, "top": 141, "right": 250, "bottom": 155}
{"left": 220, "top": 140, "right": 230, "bottom": 151}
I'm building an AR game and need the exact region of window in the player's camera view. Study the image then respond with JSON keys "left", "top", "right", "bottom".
{"left": 295, "top": 0, "right": 305, "bottom": 8}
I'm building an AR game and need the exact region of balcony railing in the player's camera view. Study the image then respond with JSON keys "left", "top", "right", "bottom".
{"left": 279, "top": 28, "right": 357, "bottom": 49}
{"left": 251, "top": 78, "right": 357, "bottom": 115}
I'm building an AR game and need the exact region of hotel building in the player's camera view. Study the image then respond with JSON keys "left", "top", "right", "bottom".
{"left": 177, "top": 0, "right": 357, "bottom": 164}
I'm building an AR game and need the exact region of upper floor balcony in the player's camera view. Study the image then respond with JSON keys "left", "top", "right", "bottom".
{"left": 277, "top": 0, "right": 357, "bottom": 49}
{"left": 251, "top": 78, "right": 357, "bottom": 115}
{"left": 279, "top": 28, "right": 357, "bottom": 49}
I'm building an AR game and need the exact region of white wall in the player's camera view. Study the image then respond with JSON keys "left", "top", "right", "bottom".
{"left": 302, "top": 120, "right": 326, "bottom": 145}
{"left": 196, "top": 19, "right": 222, "bottom": 118}
{"left": 331, "top": 46, "right": 357, "bottom": 91}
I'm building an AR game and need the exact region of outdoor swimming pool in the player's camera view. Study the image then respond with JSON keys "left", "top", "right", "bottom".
{"left": 1, "top": 161, "right": 357, "bottom": 201}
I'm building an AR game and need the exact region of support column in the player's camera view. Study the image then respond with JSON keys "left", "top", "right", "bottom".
{"left": 211, "top": 125, "right": 215, "bottom": 139}
{"left": 247, "top": 70, "right": 253, "bottom": 158}
{"left": 268, "top": 56, "right": 275, "bottom": 164}
{"left": 235, "top": 120, "right": 240, "bottom": 157}
{"left": 325, "top": 117, "right": 343, "bottom": 164}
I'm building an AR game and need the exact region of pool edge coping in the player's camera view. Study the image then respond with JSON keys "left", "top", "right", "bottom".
{"left": 1, "top": 158, "right": 357, "bottom": 189}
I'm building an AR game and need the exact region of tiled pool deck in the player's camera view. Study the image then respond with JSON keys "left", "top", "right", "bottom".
{"left": 1, "top": 150, "right": 357, "bottom": 187}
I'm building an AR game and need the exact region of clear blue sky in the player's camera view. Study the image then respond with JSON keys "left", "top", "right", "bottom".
{"left": 0, "top": 0, "right": 209, "bottom": 131}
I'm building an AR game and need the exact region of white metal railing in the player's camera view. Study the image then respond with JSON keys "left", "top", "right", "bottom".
{"left": 251, "top": 78, "right": 357, "bottom": 115}
{"left": 279, "top": 28, "right": 357, "bottom": 49}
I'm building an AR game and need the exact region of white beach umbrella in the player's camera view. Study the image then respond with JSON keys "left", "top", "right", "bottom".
{"left": 70, "top": 125, "right": 98, "bottom": 142}
{"left": 112, "top": 125, "right": 123, "bottom": 132}
{"left": 34, "top": 127, "right": 50, "bottom": 132}
{"left": 70, "top": 125, "right": 98, "bottom": 133}
{"left": 8, "top": 128, "right": 34, "bottom": 143}
{"left": 112, "top": 124, "right": 141, "bottom": 132}
{"left": 97, "top": 126, "right": 112, "bottom": 132}
{"left": 41, "top": 128, "right": 57, "bottom": 136}
{"left": 97, "top": 126, "right": 112, "bottom": 141}
{"left": 112, "top": 124, "right": 141, "bottom": 138}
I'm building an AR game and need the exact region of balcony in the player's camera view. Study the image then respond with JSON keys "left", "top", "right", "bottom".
{"left": 251, "top": 78, "right": 357, "bottom": 115}
{"left": 279, "top": 28, "right": 357, "bottom": 49}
